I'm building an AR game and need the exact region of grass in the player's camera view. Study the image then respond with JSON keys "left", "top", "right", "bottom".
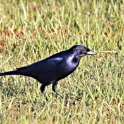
{"left": 0, "top": 0, "right": 124, "bottom": 123}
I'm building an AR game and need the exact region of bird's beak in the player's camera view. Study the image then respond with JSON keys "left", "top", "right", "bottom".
{"left": 87, "top": 50, "right": 96, "bottom": 55}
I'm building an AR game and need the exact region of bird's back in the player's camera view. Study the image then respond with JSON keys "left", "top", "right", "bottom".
{"left": 18, "top": 50, "right": 78, "bottom": 83}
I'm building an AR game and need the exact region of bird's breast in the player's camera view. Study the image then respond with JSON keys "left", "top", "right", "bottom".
{"left": 59, "top": 55, "right": 79, "bottom": 77}
{"left": 66, "top": 55, "right": 79, "bottom": 69}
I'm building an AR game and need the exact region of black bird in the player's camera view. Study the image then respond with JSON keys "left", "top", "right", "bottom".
{"left": 0, "top": 45, "right": 96, "bottom": 100}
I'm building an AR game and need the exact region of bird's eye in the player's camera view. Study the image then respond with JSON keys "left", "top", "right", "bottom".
{"left": 82, "top": 49, "right": 87, "bottom": 53}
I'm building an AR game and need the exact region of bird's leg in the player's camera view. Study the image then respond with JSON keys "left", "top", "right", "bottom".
{"left": 40, "top": 85, "right": 48, "bottom": 101}
{"left": 52, "top": 81, "right": 63, "bottom": 99}
{"left": 52, "top": 81, "right": 69, "bottom": 105}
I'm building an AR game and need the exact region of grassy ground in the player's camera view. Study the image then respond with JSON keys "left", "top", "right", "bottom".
{"left": 0, "top": 0, "right": 124, "bottom": 123}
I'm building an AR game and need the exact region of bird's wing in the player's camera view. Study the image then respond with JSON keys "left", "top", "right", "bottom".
{"left": 17, "top": 57, "right": 64, "bottom": 76}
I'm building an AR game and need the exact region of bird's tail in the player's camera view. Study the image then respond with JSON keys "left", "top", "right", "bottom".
{"left": 0, "top": 70, "right": 19, "bottom": 76}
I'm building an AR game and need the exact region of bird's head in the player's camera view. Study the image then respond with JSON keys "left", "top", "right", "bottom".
{"left": 70, "top": 45, "right": 96, "bottom": 59}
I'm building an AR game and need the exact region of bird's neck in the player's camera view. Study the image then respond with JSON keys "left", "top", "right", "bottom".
{"left": 72, "top": 56, "right": 80, "bottom": 63}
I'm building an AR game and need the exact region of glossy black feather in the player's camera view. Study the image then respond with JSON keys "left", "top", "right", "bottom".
{"left": 0, "top": 45, "right": 96, "bottom": 99}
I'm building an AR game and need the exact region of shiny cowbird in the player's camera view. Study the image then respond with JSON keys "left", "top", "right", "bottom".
{"left": 0, "top": 45, "right": 96, "bottom": 100}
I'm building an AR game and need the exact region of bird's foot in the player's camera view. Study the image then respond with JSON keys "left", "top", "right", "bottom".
{"left": 43, "top": 92, "right": 48, "bottom": 101}
{"left": 56, "top": 91, "right": 64, "bottom": 99}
